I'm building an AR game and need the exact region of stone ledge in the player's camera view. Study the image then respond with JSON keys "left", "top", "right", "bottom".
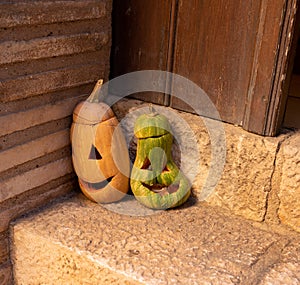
{"left": 11, "top": 194, "right": 300, "bottom": 285}
{"left": 275, "top": 133, "right": 300, "bottom": 232}
{"left": 112, "top": 99, "right": 290, "bottom": 223}
{"left": 259, "top": 240, "right": 300, "bottom": 284}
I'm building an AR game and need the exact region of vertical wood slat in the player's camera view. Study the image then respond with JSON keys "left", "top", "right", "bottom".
{"left": 248, "top": 0, "right": 298, "bottom": 135}
{"left": 171, "top": 0, "right": 263, "bottom": 125}
{"left": 171, "top": 0, "right": 295, "bottom": 135}
{"left": 110, "top": 0, "right": 173, "bottom": 105}
{"left": 110, "top": 0, "right": 297, "bottom": 135}
{"left": 282, "top": 2, "right": 300, "bottom": 130}
{"left": 283, "top": 97, "right": 300, "bottom": 128}
{"left": 288, "top": 75, "right": 300, "bottom": 98}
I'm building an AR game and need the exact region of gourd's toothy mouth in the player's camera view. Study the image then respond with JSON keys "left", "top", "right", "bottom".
{"left": 142, "top": 183, "right": 179, "bottom": 196}
{"left": 139, "top": 133, "right": 166, "bottom": 140}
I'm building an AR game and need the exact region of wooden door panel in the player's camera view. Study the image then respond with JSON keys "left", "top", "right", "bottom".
{"left": 243, "top": 0, "right": 288, "bottom": 135}
{"left": 111, "top": 0, "right": 173, "bottom": 105}
{"left": 171, "top": 0, "right": 288, "bottom": 135}
{"left": 264, "top": 0, "right": 299, "bottom": 135}
{"left": 171, "top": 0, "right": 263, "bottom": 125}
{"left": 111, "top": 0, "right": 295, "bottom": 135}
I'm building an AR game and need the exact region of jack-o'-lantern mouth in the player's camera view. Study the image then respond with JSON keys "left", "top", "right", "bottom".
{"left": 82, "top": 176, "right": 114, "bottom": 191}
{"left": 141, "top": 182, "right": 179, "bottom": 196}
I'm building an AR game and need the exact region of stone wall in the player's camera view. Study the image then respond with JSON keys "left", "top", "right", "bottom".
{"left": 274, "top": 134, "right": 300, "bottom": 232}
{"left": 0, "top": 1, "right": 112, "bottom": 283}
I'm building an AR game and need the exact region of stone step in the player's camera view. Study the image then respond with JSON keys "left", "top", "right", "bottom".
{"left": 11, "top": 193, "right": 300, "bottom": 285}
{"left": 112, "top": 98, "right": 300, "bottom": 232}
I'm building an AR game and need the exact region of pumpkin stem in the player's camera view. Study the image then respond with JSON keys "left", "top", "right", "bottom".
{"left": 87, "top": 79, "right": 106, "bottom": 103}
{"left": 148, "top": 103, "right": 158, "bottom": 116}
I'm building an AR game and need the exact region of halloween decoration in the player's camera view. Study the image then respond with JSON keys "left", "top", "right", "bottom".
{"left": 71, "top": 80, "right": 130, "bottom": 203}
{"left": 130, "top": 110, "right": 191, "bottom": 209}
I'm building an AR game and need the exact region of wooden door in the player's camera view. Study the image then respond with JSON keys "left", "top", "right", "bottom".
{"left": 111, "top": 0, "right": 299, "bottom": 136}
{"left": 283, "top": 3, "right": 300, "bottom": 129}
{"left": 111, "top": 0, "right": 175, "bottom": 105}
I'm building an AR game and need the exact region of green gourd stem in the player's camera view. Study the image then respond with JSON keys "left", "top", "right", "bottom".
{"left": 148, "top": 104, "right": 158, "bottom": 116}
{"left": 86, "top": 79, "right": 106, "bottom": 103}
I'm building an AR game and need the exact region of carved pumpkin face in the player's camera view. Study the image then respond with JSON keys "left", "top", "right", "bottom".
{"left": 130, "top": 112, "right": 191, "bottom": 209}
{"left": 71, "top": 101, "right": 130, "bottom": 203}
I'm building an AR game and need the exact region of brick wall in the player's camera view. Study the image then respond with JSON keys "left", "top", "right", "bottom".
{"left": 0, "top": 1, "right": 112, "bottom": 283}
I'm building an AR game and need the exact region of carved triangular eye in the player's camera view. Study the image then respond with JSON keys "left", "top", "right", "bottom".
{"left": 162, "top": 165, "right": 169, "bottom": 172}
{"left": 141, "top": 157, "right": 152, "bottom": 170}
{"left": 89, "top": 145, "right": 102, "bottom": 160}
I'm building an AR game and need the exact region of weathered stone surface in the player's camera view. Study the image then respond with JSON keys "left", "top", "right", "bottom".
{"left": 208, "top": 128, "right": 281, "bottom": 221}
{"left": 113, "top": 99, "right": 285, "bottom": 222}
{"left": 13, "top": 229, "right": 142, "bottom": 285}
{"left": 0, "top": 130, "right": 70, "bottom": 173}
{"left": 0, "top": 1, "right": 112, "bottom": 278}
{"left": 0, "top": 64, "right": 103, "bottom": 103}
{"left": 259, "top": 240, "right": 300, "bottom": 285}
{"left": 0, "top": 33, "right": 108, "bottom": 65}
{"left": 0, "top": 1, "right": 107, "bottom": 28}
{"left": 0, "top": 96, "right": 83, "bottom": 137}
{"left": 0, "top": 180, "right": 76, "bottom": 232}
{"left": 0, "top": 157, "right": 73, "bottom": 203}
{"left": 276, "top": 132, "right": 300, "bottom": 232}
{"left": 12, "top": 194, "right": 296, "bottom": 285}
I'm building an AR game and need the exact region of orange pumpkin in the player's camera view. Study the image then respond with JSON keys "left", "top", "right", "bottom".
{"left": 71, "top": 80, "right": 130, "bottom": 203}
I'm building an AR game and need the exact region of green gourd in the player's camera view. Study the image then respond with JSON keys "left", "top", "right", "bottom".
{"left": 130, "top": 111, "right": 191, "bottom": 209}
